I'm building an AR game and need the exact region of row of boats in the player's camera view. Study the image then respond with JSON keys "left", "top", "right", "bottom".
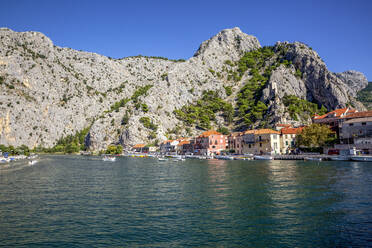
{"left": 0, "top": 154, "right": 39, "bottom": 165}
{"left": 120, "top": 153, "right": 372, "bottom": 162}
{"left": 329, "top": 155, "right": 372, "bottom": 162}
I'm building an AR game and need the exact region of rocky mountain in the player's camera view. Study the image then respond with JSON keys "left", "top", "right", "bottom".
{"left": 0, "top": 27, "right": 368, "bottom": 151}
{"left": 335, "top": 70, "right": 368, "bottom": 97}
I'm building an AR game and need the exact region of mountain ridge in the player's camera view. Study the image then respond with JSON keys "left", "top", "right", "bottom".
{"left": 0, "top": 27, "right": 368, "bottom": 151}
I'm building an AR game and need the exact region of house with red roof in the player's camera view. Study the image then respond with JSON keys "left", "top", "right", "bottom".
{"left": 194, "top": 130, "right": 228, "bottom": 155}
{"left": 313, "top": 107, "right": 357, "bottom": 137}
{"left": 279, "top": 126, "right": 304, "bottom": 154}
{"left": 177, "top": 139, "right": 194, "bottom": 155}
{"left": 132, "top": 144, "right": 146, "bottom": 153}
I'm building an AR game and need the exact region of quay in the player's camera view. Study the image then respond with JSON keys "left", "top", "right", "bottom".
{"left": 273, "top": 154, "right": 329, "bottom": 160}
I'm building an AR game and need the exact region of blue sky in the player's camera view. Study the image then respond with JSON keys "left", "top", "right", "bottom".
{"left": 1, "top": 0, "right": 371, "bottom": 80}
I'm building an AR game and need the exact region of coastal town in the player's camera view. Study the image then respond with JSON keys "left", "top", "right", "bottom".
{"left": 130, "top": 107, "right": 372, "bottom": 161}
{"left": 1, "top": 107, "right": 371, "bottom": 163}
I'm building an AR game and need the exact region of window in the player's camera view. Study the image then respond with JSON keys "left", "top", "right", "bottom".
{"left": 215, "top": 140, "right": 218, "bottom": 145}
{"left": 260, "top": 143, "right": 262, "bottom": 147}
{"left": 349, "top": 123, "right": 354, "bottom": 126}
{"left": 212, "top": 146, "right": 215, "bottom": 148}
{"left": 274, "top": 142, "right": 277, "bottom": 149}
{"left": 249, "top": 144, "right": 251, "bottom": 148}
{"left": 259, "top": 136, "right": 262, "bottom": 141}
{"left": 286, "top": 141, "right": 288, "bottom": 146}
{"left": 362, "top": 122, "right": 366, "bottom": 126}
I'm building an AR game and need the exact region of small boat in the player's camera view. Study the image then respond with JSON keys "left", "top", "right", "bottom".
{"left": 254, "top": 155, "right": 273, "bottom": 160}
{"left": 329, "top": 155, "right": 350, "bottom": 161}
{"left": 102, "top": 156, "right": 116, "bottom": 162}
{"left": 350, "top": 155, "right": 372, "bottom": 162}
{"left": 28, "top": 160, "right": 38, "bottom": 165}
{"left": 304, "top": 157, "right": 322, "bottom": 161}
{"left": 158, "top": 157, "right": 168, "bottom": 161}
{"left": 215, "top": 155, "right": 234, "bottom": 160}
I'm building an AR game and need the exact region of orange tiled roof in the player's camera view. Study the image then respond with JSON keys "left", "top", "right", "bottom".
{"left": 177, "top": 140, "right": 190, "bottom": 146}
{"left": 162, "top": 140, "right": 174, "bottom": 144}
{"left": 313, "top": 108, "right": 357, "bottom": 119}
{"left": 133, "top": 144, "right": 145, "bottom": 148}
{"left": 244, "top": 129, "right": 280, "bottom": 135}
{"left": 281, "top": 127, "right": 304, "bottom": 134}
{"left": 199, "top": 130, "right": 222, "bottom": 137}
{"left": 342, "top": 110, "right": 372, "bottom": 119}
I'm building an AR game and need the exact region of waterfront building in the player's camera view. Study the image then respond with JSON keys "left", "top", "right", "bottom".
{"left": 279, "top": 126, "right": 304, "bottom": 154}
{"left": 313, "top": 107, "right": 357, "bottom": 137}
{"left": 177, "top": 139, "right": 193, "bottom": 155}
{"left": 338, "top": 116, "right": 372, "bottom": 154}
{"left": 194, "top": 130, "right": 228, "bottom": 156}
{"left": 241, "top": 129, "right": 281, "bottom": 155}
{"left": 132, "top": 144, "right": 146, "bottom": 153}
{"left": 159, "top": 140, "right": 179, "bottom": 154}
{"left": 227, "top": 132, "right": 243, "bottom": 154}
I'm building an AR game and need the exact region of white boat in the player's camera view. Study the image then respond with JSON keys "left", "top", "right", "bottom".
{"left": 215, "top": 155, "right": 234, "bottom": 160}
{"left": 158, "top": 157, "right": 168, "bottom": 161}
{"left": 304, "top": 157, "right": 322, "bottom": 161}
{"left": 350, "top": 155, "right": 372, "bottom": 162}
{"left": 102, "top": 156, "right": 116, "bottom": 162}
{"left": 1, "top": 159, "right": 8, "bottom": 163}
{"left": 329, "top": 155, "right": 350, "bottom": 161}
{"left": 28, "top": 160, "right": 38, "bottom": 165}
{"left": 254, "top": 155, "right": 273, "bottom": 160}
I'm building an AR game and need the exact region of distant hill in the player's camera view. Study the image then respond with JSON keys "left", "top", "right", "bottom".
{"left": 357, "top": 82, "right": 372, "bottom": 109}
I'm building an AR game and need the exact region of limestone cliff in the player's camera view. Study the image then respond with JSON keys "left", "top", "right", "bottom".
{"left": 0, "top": 27, "right": 368, "bottom": 150}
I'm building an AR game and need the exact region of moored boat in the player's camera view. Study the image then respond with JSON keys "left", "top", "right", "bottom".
{"left": 254, "top": 155, "right": 273, "bottom": 160}
{"left": 102, "top": 156, "right": 116, "bottom": 162}
{"left": 304, "top": 157, "right": 322, "bottom": 161}
{"left": 350, "top": 155, "right": 372, "bottom": 162}
{"left": 28, "top": 160, "right": 38, "bottom": 165}
{"left": 158, "top": 157, "right": 168, "bottom": 161}
{"left": 329, "top": 155, "right": 350, "bottom": 161}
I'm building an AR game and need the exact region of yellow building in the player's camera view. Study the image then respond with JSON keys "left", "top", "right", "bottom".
{"left": 241, "top": 129, "right": 281, "bottom": 155}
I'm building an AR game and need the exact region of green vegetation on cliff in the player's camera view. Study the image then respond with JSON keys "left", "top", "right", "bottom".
{"left": 235, "top": 47, "right": 276, "bottom": 126}
{"left": 139, "top": 117, "right": 158, "bottom": 131}
{"left": 283, "top": 95, "right": 327, "bottom": 121}
{"left": 357, "top": 82, "right": 372, "bottom": 109}
{"left": 0, "top": 144, "right": 30, "bottom": 156}
{"left": 131, "top": 85, "right": 153, "bottom": 103}
{"left": 52, "top": 126, "right": 91, "bottom": 153}
{"left": 174, "top": 90, "right": 233, "bottom": 130}
{"left": 105, "top": 145, "right": 123, "bottom": 154}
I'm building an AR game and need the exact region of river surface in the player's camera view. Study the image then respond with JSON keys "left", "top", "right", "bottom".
{"left": 0, "top": 155, "right": 371, "bottom": 247}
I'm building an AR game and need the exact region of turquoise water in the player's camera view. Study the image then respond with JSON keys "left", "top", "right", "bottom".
{"left": 0, "top": 156, "right": 371, "bottom": 247}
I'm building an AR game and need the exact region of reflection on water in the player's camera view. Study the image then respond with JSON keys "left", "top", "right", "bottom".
{"left": 0, "top": 156, "right": 371, "bottom": 247}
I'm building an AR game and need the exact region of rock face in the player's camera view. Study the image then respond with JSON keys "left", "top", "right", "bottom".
{"left": 335, "top": 70, "right": 369, "bottom": 97}
{"left": 0, "top": 27, "right": 368, "bottom": 150}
